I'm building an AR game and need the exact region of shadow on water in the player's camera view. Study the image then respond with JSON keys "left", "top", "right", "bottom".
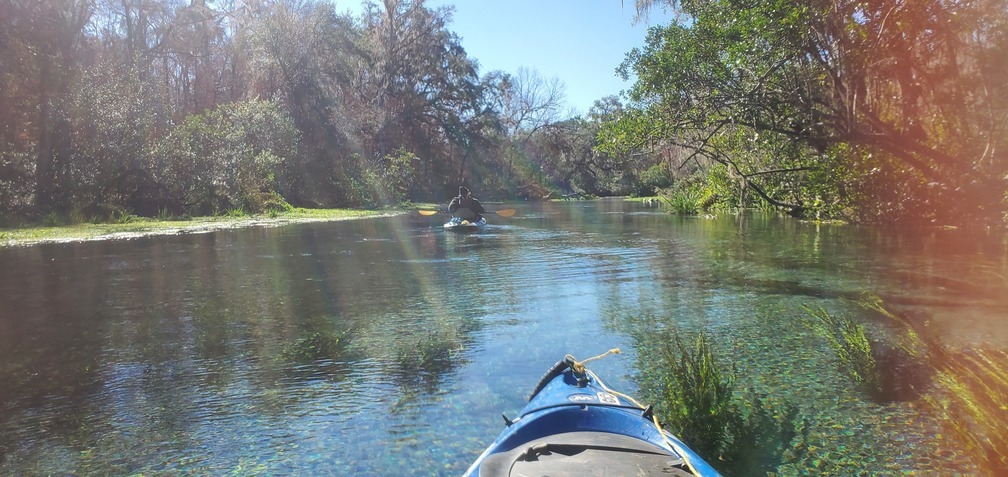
{"left": 873, "top": 346, "right": 932, "bottom": 403}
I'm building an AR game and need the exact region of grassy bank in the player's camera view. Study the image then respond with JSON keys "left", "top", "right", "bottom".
{"left": 0, "top": 208, "right": 403, "bottom": 248}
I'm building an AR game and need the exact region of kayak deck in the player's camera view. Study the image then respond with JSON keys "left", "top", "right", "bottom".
{"left": 478, "top": 431, "right": 692, "bottom": 476}
{"left": 463, "top": 354, "right": 722, "bottom": 476}
{"left": 444, "top": 216, "right": 486, "bottom": 232}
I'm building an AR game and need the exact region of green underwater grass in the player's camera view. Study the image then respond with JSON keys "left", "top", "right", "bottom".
{"left": 802, "top": 305, "right": 882, "bottom": 398}
{"left": 280, "top": 331, "right": 347, "bottom": 363}
{"left": 861, "top": 295, "right": 1008, "bottom": 475}
{"left": 803, "top": 295, "right": 1008, "bottom": 474}
{"left": 638, "top": 329, "right": 806, "bottom": 475}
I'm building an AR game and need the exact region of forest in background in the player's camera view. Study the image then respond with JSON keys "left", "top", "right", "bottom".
{"left": 0, "top": 0, "right": 585, "bottom": 220}
{"left": 1, "top": 0, "right": 1006, "bottom": 228}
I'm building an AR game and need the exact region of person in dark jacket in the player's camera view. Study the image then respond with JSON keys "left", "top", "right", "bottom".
{"left": 448, "top": 186, "right": 485, "bottom": 220}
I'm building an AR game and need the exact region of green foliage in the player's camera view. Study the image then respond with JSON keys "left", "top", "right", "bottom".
{"left": 41, "top": 212, "right": 66, "bottom": 228}
{"left": 615, "top": 0, "right": 1008, "bottom": 227}
{"left": 263, "top": 192, "right": 294, "bottom": 216}
{"left": 395, "top": 331, "right": 458, "bottom": 373}
{"left": 280, "top": 331, "right": 346, "bottom": 363}
{"left": 5, "top": 0, "right": 1000, "bottom": 224}
{"left": 803, "top": 305, "right": 882, "bottom": 398}
{"left": 662, "top": 188, "right": 702, "bottom": 215}
{"left": 726, "top": 390, "right": 806, "bottom": 476}
{"left": 864, "top": 297, "right": 1008, "bottom": 474}
{"left": 532, "top": 114, "right": 642, "bottom": 197}
{"left": 828, "top": 144, "right": 941, "bottom": 224}
{"left": 701, "top": 164, "right": 737, "bottom": 211}
{"left": 0, "top": 151, "right": 35, "bottom": 218}
{"left": 661, "top": 175, "right": 715, "bottom": 215}
{"left": 654, "top": 332, "right": 735, "bottom": 458}
{"left": 68, "top": 60, "right": 164, "bottom": 215}
{"left": 151, "top": 100, "right": 298, "bottom": 215}
{"left": 637, "top": 164, "right": 673, "bottom": 197}
{"left": 109, "top": 208, "right": 138, "bottom": 224}
{"left": 38, "top": 208, "right": 94, "bottom": 227}
{"left": 637, "top": 330, "right": 805, "bottom": 474}
{"left": 156, "top": 208, "right": 175, "bottom": 221}
{"left": 358, "top": 148, "right": 419, "bottom": 206}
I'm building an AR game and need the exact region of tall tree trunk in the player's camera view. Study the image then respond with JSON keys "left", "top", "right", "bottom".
{"left": 34, "top": 56, "right": 56, "bottom": 213}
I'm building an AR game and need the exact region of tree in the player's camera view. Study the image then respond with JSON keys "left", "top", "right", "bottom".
{"left": 612, "top": 0, "right": 1008, "bottom": 225}
{"left": 3, "top": 0, "right": 95, "bottom": 214}
{"left": 534, "top": 97, "right": 646, "bottom": 196}
{"left": 0, "top": 0, "right": 560, "bottom": 219}
{"left": 151, "top": 100, "right": 297, "bottom": 214}
{"left": 68, "top": 59, "right": 166, "bottom": 215}
{"left": 361, "top": 0, "right": 494, "bottom": 197}
{"left": 246, "top": 0, "right": 367, "bottom": 205}
{"left": 499, "top": 67, "right": 566, "bottom": 144}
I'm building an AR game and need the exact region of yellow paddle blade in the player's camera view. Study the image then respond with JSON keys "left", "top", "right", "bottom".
{"left": 494, "top": 209, "right": 516, "bottom": 217}
{"left": 418, "top": 210, "right": 440, "bottom": 216}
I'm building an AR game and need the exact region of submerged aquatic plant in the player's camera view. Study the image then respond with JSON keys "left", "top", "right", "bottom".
{"left": 280, "top": 331, "right": 346, "bottom": 362}
{"left": 395, "top": 331, "right": 458, "bottom": 372}
{"left": 928, "top": 348, "right": 1008, "bottom": 474}
{"left": 726, "top": 390, "right": 805, "bottom": 476}
{"left": 641, "top": 330, "right": 805, "bottom": 474}
{"left": 803, "top": 305, "right": 882, "bottom": 397}
{"left": 654, "top": 332, "right": 734, "bottom": 458}
{"left": 862, "top": 296, "right": 1008, "bottom": 475}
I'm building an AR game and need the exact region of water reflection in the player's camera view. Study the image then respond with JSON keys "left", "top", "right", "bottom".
{"left": 1, "top": 202, "right": 1005, "bottom": 475}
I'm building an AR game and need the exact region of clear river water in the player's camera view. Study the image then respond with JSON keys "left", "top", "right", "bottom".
{"left": 1, "top": 199, "right": 1005, "bottom": 476}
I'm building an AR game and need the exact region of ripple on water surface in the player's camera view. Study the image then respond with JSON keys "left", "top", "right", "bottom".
{"left": 0, "top": 206, "right": 1001, "bottom": 475}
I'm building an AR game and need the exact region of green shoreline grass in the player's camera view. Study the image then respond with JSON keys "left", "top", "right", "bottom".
{"left": 0, "top": 207, "right": 412, "bottom": 248}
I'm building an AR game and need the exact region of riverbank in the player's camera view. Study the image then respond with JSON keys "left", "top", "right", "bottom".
{"left": 0, "top": 208, "right": 409, "bottom": 248}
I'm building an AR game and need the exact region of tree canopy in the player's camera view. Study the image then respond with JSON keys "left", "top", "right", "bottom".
{"left": 0, "top": 0, "right": 576, "bottom": 221}
{"left": 607, "top": 0, "right": 1008, "bottom": 226}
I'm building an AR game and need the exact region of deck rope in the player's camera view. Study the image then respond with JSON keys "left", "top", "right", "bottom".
{"left": 569, "top": 349, "right": 704, "bottom": 477}
{"left": 567, "top": 348, "right": 621, "bottom": 374}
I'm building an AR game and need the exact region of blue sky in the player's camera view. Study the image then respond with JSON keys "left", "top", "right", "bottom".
{"left": 340, "top": 1, "right": 675, "bottom": 114}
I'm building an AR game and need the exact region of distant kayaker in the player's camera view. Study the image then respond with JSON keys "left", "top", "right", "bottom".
{"left": 449, "top": 186, "right": 485, "bottom": 221}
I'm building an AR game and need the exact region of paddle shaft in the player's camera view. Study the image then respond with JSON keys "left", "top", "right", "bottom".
{"left": 419, "top": 208, "right": 515, "bottom": 217}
